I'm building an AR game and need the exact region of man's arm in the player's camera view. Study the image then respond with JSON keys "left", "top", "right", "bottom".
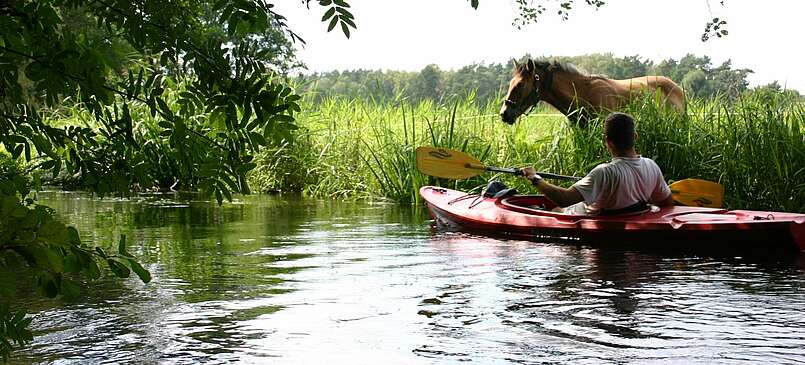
{"left": 522, "top": 167, "right": 584, "bottom": 207}
{"left": 657, "top": 192, "right": 674, "bottom": 207}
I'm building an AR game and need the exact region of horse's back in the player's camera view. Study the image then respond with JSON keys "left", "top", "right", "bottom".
{"left": 614, "top": 76, "right": 685, "bottom": 111}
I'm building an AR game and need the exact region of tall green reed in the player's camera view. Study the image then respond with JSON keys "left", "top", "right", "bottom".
{"left": 249, "top": 92, "right": 804, "bottom": 212}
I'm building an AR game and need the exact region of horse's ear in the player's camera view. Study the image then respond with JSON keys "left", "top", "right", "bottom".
{"left": 512, "top": 58, "right": 519, "bottom": 69}
{"left": 526, "top": 59, "right": 536, "bottom": 73}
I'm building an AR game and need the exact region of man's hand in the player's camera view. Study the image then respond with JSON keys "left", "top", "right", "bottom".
{"left": 521, "top": 166, "right": 537, "bottom": 180}
{"left": 520, "top": 166, "right": 584, "bottom": 208}
{"left": 520, "top": 166, "right": 542, "bottom": 185}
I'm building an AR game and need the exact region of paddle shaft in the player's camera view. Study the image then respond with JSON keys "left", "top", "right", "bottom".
{"left": 466, "top": 163, "right": 581, "bottom": 181}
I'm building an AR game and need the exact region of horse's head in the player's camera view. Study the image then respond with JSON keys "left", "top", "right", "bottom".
{"left": 500, "top": 59, "right": 542, "bottom": 125}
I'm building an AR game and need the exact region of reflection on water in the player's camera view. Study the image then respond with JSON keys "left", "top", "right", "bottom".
{"left": 11, "top": 192, "right": 805, "bottom": 364}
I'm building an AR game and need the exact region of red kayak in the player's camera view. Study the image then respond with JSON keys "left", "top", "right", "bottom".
{"left": 420, "top": 186, "right": 805, "bottom": 252}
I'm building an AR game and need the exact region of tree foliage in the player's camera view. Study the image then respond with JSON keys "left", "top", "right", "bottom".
{"left": 0, "top": 0, "right": 306, "bottom": 200}
{"left": 296, "top": 53, "right": 775, "bottom": 106}
{"left": 0, "top": 0, "right": 317, "bottom": 358}
{"left": 0, "top": 153, "right": 153, "bottom": 361}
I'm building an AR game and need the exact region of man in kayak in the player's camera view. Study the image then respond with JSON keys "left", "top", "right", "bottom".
{"left": 521, "top": 112, "right": 674, "bottom": 215}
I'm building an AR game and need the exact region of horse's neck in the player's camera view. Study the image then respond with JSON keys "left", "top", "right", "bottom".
{"left": 541, "top": 71, "right": 594, "bottom": 116}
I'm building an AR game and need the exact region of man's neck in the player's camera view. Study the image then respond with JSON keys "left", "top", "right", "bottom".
{"left": 611, "top": 149, "right": 638, "bottom": 158}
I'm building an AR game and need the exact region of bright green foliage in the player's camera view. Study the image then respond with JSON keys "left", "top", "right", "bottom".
{"left": 250, "top": 90, "right": 804, "bottom": 213}
{"left": 0, "top": 0, "right": 314, "bottom": 359}
{"left": 0, "top": 304, "right": 32, "bottom": 363}
{"left": 0, "top": 0, "right": 308, "bottom": 201}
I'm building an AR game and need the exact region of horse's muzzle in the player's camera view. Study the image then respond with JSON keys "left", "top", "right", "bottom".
{"left": 500, "top": 105, "right": 516, "bottom": 125}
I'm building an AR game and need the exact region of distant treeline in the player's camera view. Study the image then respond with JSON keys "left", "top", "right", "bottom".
{"left": 295, "top": 53, "right": 801, "bottom": 105}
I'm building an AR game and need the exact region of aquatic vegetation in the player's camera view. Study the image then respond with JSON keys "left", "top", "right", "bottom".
{"left": 249, "top": 91, "right": 804, "bottom": 212}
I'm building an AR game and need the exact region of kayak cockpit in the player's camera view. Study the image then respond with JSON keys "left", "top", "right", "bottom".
{"left": 499, "top": 195, "right": 655, "bottom": 218}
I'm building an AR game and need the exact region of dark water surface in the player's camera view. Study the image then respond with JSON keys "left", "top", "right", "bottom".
{"left": 11, "top": 192, "right": 805, "bottom": 364}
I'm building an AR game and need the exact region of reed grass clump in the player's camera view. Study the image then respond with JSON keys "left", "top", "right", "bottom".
{"left": 249, "top": 92, "right": 804, "bottom": 212}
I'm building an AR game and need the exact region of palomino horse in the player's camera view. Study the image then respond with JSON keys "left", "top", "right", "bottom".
{"left": 499, "top": 59, "right": 685, "bottom": 124}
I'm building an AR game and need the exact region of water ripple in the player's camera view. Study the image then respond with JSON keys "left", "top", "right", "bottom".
{"left": 10, "top": 193, "right": 805, "bottom": 364}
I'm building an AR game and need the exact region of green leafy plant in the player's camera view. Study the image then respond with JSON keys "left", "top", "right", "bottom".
{"left": 0, "top": 156, "right": 152, "bottom": 361}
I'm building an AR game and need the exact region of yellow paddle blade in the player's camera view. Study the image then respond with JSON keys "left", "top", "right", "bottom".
{"left": 415, "top": 146, "right": 487, "bottom": 179}
{"left": 670, "top": 178, "right": 724, "bottom": 208}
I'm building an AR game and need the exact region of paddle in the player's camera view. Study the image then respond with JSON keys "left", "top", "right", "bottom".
{"left": 415, "top": 146, "right": 724, "bottom": 208}
{"left": 415, "top": 146, "right": 580, "bottom": 181}
{"left": 669, "top": 178, "right": 724, "bottom": 208}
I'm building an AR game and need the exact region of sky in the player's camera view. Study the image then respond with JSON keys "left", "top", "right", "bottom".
{"left": 273, "top": 1, "right": 804, "bottom": 91}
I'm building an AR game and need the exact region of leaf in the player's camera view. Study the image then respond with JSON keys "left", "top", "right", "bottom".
{"left": 335, "top": 6, "right": 353, "bottom": 19}
{"left": 327, "top": 16, "right": 339, "bottom": 32}
{"left": 37, "top": 274, "right": 58, "bottom": 298}
{"left": 219, "top": 172, "right": 239, "bottom": 192}
{"left": 126, "top": 258, "right": 152, "bottom": 283}
{"left": 471, "top": 0, "right": 479, "bottom": 9}
{"left": 64, "top": 253, "right": 81, "bottom": 273}
{"left": 341, "top": 16, "right": 356, "bottom": 28}
{"left": 214, "top": 188, "right": 223, "bottom": 205}
{"left": 67, "top": 226, "right": 81, "bottom": 244}
{"left": 60, "top": 278, "right": 81, "bottom": 299}
{"left": 341, "top": 21, "right": 350, "bottom": 38}
{"left": 321, "top": 7, "right": 335, "bottom": 21}
{"left": 11, "top": 144, "right": 23, "bottom": 159}
{"left": 250, "top": 131, "right": 267, "bottom": 146}
{"left": 220, "top": 182, "right": 233, "bottom": 201}
{"left": 160, "top": 51, "right": 171, "bottom": 67}
{"left": 107, "top": 258, "right": 131, "bottom": 278}
{"left": 118, "top": 235, "right": 131, "bottom": 258}
{"left": 272, "top": 115, "right": 295, "bottom": 123}
{"left": 333, "top": 0, "right": 349, "bottom": 7}
{"left": 40, "top": 160, "right": 56, "bottom": 170}
{"left": 51, "top": 159, "right": 61, "bottom": 178}
{"left": 94, "top": 247, "right": 107, "bottom": 259}
{"left": 84, "top": 259, "right": 101, "bottom": 280}
{"left": 43, "top": 247, "right": 64, "bottom": 273}
{"left": 237, "top": 162, "right": 258, "bottom": 174}
{"left": 156, "top": 98, "right": 173, "bottom": 117}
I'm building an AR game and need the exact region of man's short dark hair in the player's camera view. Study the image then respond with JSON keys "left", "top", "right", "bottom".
{"left": 604, "top": 112, "right": 635, "bottom": 150}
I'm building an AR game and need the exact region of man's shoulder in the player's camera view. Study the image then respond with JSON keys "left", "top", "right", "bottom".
{"left": 590, "top": 162, "right": 613, "bottom": 174}
{"left": 587, "top": 162, "right": 617, "bottom": 180}
{"left": 637, "top": 157, "right": 663, "bottom": 170}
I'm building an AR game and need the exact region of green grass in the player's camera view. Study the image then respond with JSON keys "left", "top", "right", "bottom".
{"left": 248, "top": 91, "right": 805, "bottom": 213}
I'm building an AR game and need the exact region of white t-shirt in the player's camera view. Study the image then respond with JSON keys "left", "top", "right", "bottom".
{"left": 569, "top": 156, "right": 671, "bottom": 215}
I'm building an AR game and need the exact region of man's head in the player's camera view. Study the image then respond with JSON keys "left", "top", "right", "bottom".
{"left": 603, "top": 112, "right": 636, "bottom": 154}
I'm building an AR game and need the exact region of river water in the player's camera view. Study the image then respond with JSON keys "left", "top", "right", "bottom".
{"left": 10, "top": 192, "right": 805, "bottom": 364}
